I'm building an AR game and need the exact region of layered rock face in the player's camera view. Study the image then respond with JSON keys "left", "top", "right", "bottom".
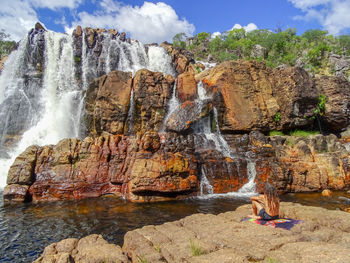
{"left": 4, "top": 58, "right": 350, "bottom": 203}
{"left": 197, "top": 60, "right": 319, "bottom": 133}
{"left": 35, "top": 202, "right": 350, "bottom": 263}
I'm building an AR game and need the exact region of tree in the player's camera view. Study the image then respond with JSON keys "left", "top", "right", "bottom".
{"left": 338, "top": 35, "right": 350, "bottom": 55}
{"left": 172, "top": 32, "right": 186, "bottom": 49}
{"left": 0, "top": 29, "right": 16, "bottom": 58}
{"left": 302, "top": 29, "right": 328, "bottom": 43}
{"left": 196, "top": 32, "right": 210, "bottom": 43}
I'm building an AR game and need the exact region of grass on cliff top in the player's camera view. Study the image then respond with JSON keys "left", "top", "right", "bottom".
{"left": 268, "top": 130, "right": 320, "bottom": 137}
{"left": 289, "top": 130, "right": 320, "bottom": 137}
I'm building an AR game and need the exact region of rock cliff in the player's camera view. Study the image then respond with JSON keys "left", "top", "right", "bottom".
{"left": 3, "top": 42, "right": 350, "bottom": 203}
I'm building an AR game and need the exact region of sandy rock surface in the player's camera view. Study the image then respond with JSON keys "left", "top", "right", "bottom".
{"left": 34, "top": 202, "right": 350, "bottom": 263}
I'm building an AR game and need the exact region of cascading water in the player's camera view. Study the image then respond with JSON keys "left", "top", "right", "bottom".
{"left": 193, "top": 81, "right": 257, "bottom": 198}
{"left": 160, "top": 80, "right": 179, "bottom": 132}
{"left": 0, "top": 29, "right": 175, "bottom": 188}
{"left": 200, "top": 167, "right": 214, "bottom": 195}
{"left": 194, "top": 81, "right": 237, "bottom": 158}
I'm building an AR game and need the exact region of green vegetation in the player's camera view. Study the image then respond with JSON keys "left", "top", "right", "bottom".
{"left": 172, "top": 28, "right": 350, "bottom": 74}
{"left": 0, "top": 29, "right": 16, "bottom": 59}
{"left": 269, "top": 130, "right": 284, "bottom": 136}
{"left": 265, "top": 256, "right": 282, "bottom": 263}
{"left": 268, "top": 130, "right": 320, "bottom": 137}
{"left": 74, "top": 56, "right": 81, "bottom": 63}
{"left": 289, "top": 130, "right": 320, "bottom": 137}
{"left": 312, "top": 94, "right": 327, "bottom": 118}
{"left": 154, "top": 244, "right": 161, "bottom": 253}
{"left": 190, "top": 239, "right": 204, "bottom": 256}
{"left": 137, "top": 255, "right": 149, "bottom": 263}
{"left": 274, "top": 112, "right": 281, "bottom": 124}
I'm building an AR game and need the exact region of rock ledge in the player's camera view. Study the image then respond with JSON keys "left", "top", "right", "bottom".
{"left": 34, "top": 202, "right": 350, "bottom": 263}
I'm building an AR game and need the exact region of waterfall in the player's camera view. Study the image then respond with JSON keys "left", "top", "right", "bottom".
{"left": 194, "top": 82, "right": 237, "bottom": 158}
{"left": 125, "top": 87, "right": 135, "bottom": 134}
{"left": 193, "top": 81, "right": 257, "bottom": 198}
{"left": 160, "top": 80, "right": 179, "bottom": 132}
{"left": 0, "top": 29, "right": 175, "bottom": 188}
{"left": 200, "top": 168, "right": 213, "bottom": 195}
{"left": 238, "top": 161, "right": 257, "bottom": 194}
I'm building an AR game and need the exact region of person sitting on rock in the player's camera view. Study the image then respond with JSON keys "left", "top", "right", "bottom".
{"left": 249, "top": 182, "right": 280, "bottom": 220}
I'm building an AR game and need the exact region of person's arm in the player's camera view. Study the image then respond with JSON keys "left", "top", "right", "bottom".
{"left": 250, "top": 195, "right": 264, "bottom": 203}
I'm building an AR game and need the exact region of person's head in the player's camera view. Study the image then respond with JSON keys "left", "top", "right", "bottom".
{"left": 264, "top": 182, "right": 279, "bottom": 200}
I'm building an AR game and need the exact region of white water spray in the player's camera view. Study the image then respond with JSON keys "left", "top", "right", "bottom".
{"left": 0, "top": 30, "right": 176, "bottom": 188}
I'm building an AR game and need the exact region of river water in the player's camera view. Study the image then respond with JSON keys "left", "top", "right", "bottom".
{"left": 1, "top": 191, "right": 350, "bottom": 262}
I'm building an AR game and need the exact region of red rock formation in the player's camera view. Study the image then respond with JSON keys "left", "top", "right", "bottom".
{"left": 85, "top": 70, "right": 132, "bottom": 135}
{"left": 132, "top": 69, "right": 175, "bottom": 134}
{"left": 197, "top": 60, "right": 319, "bottom": 133}
{"left": 176, "top": 71, "right": 198, "bottom": 102}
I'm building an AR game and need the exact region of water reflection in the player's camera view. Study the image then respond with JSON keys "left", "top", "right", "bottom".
{"left": 1, "top": 191, "right": 350, "bottom": 262}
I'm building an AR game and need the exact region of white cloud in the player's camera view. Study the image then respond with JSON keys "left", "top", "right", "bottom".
{"left": 0, "top": 0, "right": 83, "bottom": 41}
{"left": 232, "top": 23, "right": 258, "bottom": 32}
{"left": 68, "top": 1, "right": 195, "bottom": 44}
{"left": 289, "top": 0, "right": 350, "bottom": 35}
{"left": 211, "top": 31, "right": 222, "bottom": 39}
{"left": 31, "top": 0, "right": 83, "bottom": 10}
{"left": 0, "top": 0, "right": 39, "bottom": 41}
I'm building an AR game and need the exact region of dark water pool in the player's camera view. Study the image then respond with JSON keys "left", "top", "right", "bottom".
{"left": 1, "top": 191, "right": 350, "bottom": 263}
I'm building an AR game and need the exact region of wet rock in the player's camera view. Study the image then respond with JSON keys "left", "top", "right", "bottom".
{"left": 34, "top": 22, "right": 45, "bottom": 31}
{"left": 34, "top": 234, "right": 128, "bottom": 263}
{"left": 177, "top": 72, "right": 198, "bottom": 102}
{"left": 161, "top": 42, "right": 195, "bottom": 74}
{"left": 322, "top": 189, "right": 332, "bottom": 196}
{"left": 166, "top": 100, "right": 213, "bottom": 133}
{"left": 0, "top": 55, "right": 8, "bottom": 73}
{"left": 132, "top": 69, "right": 175, "bottom": 134}
{"left": 3, "top": 184, "right": 30, "bottom": 202}
{"left": 119, "top": 32, "right": 126, "bottom": 42}
{"left": 6, "top": 145, "right": 39, "bottom": 185}
{"left": 85, "top": 70, "right": 132, "bottom": 135}
{"left": 315, "top": 76, "right": 350, "bottom": 132}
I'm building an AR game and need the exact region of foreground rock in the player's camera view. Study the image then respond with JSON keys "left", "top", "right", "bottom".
{"left": 34, "top": 234, "right": 128, "bottom": 263}
{"left": 34, "top": 202, "right": 350, "bottom": 263}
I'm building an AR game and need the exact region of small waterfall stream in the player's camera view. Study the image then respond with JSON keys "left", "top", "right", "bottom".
{"left": 194, "top": 81, "right": 257, "bottom": 198}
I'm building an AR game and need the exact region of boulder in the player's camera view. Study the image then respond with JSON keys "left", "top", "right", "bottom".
{"left": 85, "top": 70, "right": 132, "bottom": 135}
{"left": 251, "top": 44, "right": 267, "bottom": 59}
{"left": 197, "top": 60, "right": 319, "bottom": 133}
{"left": 33, "top": 234, "right": 128, "bottom": 263}
{"left": 166, "top": 100, "right": 213, "bottom": 133}
{"left": 6, "top": 145, "right": 39, "bottom": 185}
{"left": 176, "top": 72, "right": 198, "bottom": 102}
{"left": 315, "top": 75, "right": 350, "bottom": 132}
{"left": 329, "top": 53, "right": 350, "bottom": 78}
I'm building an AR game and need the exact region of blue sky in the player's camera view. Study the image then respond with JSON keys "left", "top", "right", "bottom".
{"left": 1, "top": 0, "right": 350, "bottom": 42}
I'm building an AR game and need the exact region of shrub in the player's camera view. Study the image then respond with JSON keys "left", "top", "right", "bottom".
{"left": 190, "top": 239, "right": 204, "bottom": 256}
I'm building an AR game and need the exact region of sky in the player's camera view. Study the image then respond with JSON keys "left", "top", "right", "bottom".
{"left": 1, "top": 0, "right": 350, "bottom": 43}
